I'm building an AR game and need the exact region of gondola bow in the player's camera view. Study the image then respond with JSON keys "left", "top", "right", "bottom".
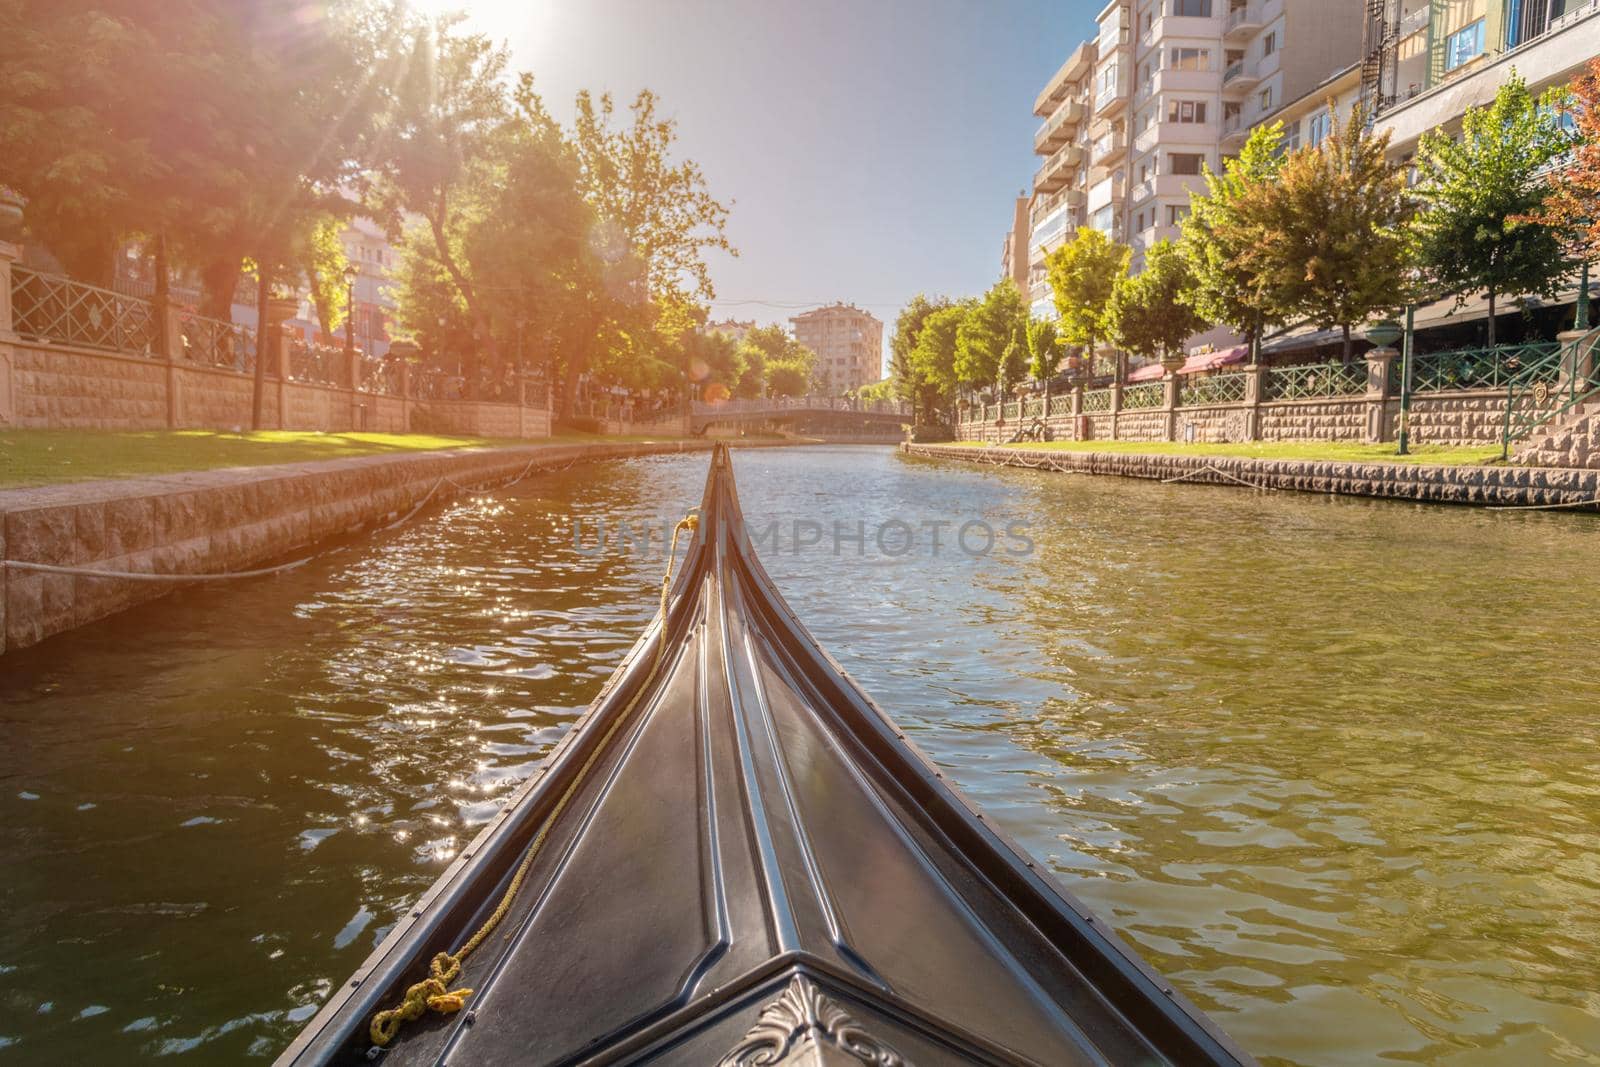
{"left": 278, "top": 444, "right": 1253, "bottom": 1066}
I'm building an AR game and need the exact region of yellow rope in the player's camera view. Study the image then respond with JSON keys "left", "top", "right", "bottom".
{"left": 369, "top": 510, "right": 701, "bottom": 1048}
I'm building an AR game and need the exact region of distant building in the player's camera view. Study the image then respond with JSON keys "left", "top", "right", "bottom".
{"left": 999, "top": 195, "right": 1031, "bottom": 292}
{"left": 790, "top": 304, "right": 885, "bottom": 395}
{"left": 703, "top": 318, "right": 757, "bottom": 343}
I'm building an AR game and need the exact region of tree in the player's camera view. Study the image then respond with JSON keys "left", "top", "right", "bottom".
{"left": 735, "top": 325, "right": 814, "bottom": 399}
{"left": 1025, "top": 317, "right": 1063, "bottom": 386}
{"left": 561, "top": 87, "right": 735, "bottom": 415}
{"left": 1107, "top": 240, "right": 1209, "bottom": 366}
{"left": 1526, "top": 58, "right": 1600, "bottom": 268}
{"left": 908, "top": 303, "right": 968, "bottom": 416}
{"left": 1232, "top": 105, "right": 1413, "bottom": 360}
{"left": 1179, "top": 122, "right": 1286, "bottom": 357}
{"left": 889, "top": 293, "right": 952, "bottom": 419}
{"left": 368, "top": 15, "right": 511, "bottom": 391}
{"left": 954, "top": 279, "right": 1027, "bottom": 391}
{"left": 1414, "top": 74, "right": 1575, "bottom": 347}
{"left": 1046, "top": 228, "right": 1129, "bottom": 379}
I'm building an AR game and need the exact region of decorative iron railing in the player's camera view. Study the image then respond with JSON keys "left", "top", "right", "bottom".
{"left": 1046, "top": 392, "right": 1073, "bottom": 417}
{"left": 178, "top": 309, "right": 254, "bottom": 373}
{"left": 1082, "top": 388, "right": 1113, "bottom": 413}
{"left": 1501, "top": 328, "right": 1600, "bottom": 458}
{"left": 1121, "top": 382, "right": 1165, "bottom": 410}
{"left": 1408, "top": 342, "right": 1560, "bottom": 393}
{"left": 1022, "top": 396, "right": 1045, "bottom": 418}
{"left": 1263, "top": 361, "right": 1366, "bottom": 401}
{"left": 360, "top": 359, "right": 401, "bottom": 395}
{"left": 1180, "top": 371, "right": 1249, "bottom": 406}
{"left": 10, "top": 266, "right": 160, "bottom": 355}
{"left": 289, "top": 342, "right": 343, "bottom": 386}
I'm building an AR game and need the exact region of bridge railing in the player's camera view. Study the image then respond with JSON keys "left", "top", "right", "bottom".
{"left": 691, "top": 395, "right": 912, "bottom": 417}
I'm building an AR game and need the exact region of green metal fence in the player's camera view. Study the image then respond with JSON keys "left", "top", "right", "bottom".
{"left": 1501, "top": 328, "right": 1600, "bottom": 458}
{"left": 1408, "top": 342, "right": 1560, "bottom": 393}
{"left": 1121, "top": 382, "right": 1165, "bottom": 410}
{"left": 1263, "top": 361, "right": 1366, "bottom": 401}
{"left": 1180, "top": 371, "right": 1249, "bottom": 406}
{"left": 1082, "top": 388, "right": 1113, "bottom": 413}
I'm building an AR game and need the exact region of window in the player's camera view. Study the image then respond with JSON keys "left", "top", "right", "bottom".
{"left": 1306, "top": 109, "right": 1332, "bottom": 147}
{"left": 1282, "top": 119, "right": 1301, "bottom": 153}
{"left": 1091, "top": 205, "right": 1116, "bottom": 232}
{"left": 1262, "top": 31, "right": 1276, "bottom": 56}
{"left": 1098, "top": 63, "right": 1119, "bottom": 101}
{"left": 1168, "top": 99, "right": 1208, "bottom": 123}
{"left": 1169, "top": 152, "right": 1204, "bottom": 175}
{"left": 1167, "top": 204, "right": 1191, "bottom": 225}
{"left": 1258, "top": 86, "right": 1273, "bottom": 112}
{"left": 1173, "top": 0, "right": 1212, "bottom": 14}
{"left": 1445, "top": 19, "right": 1484, "bottom": 71}
{"left": 1169, "top": 47, "right": 1210, "bottom": 70}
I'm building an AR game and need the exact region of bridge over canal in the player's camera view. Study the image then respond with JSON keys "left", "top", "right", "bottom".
{"left": 690, "top": 396, "right": 911, "bottom": 441}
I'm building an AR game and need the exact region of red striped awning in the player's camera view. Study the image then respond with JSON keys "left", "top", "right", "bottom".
{"left": 1125, "top": 345, "right": 1249, "bottom": 382}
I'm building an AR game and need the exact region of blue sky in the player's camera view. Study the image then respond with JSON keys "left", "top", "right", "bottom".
{"left": 447, "top": 0, "right": 1103, "bottom": 371}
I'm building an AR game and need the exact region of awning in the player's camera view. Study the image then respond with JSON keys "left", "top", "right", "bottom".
{"left": 1125, "top": 345, "right": 1249, "bottom": 381}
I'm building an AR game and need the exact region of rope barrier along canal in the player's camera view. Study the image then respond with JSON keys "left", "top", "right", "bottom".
{"left": 1160, "top": 463, "right": 1278, "bottom": 491}
{"left": 0, "top": 453, "right": 587, "bottom": 584}
{"left": 368, "top": 509, "right": 701, "bottom": 1050}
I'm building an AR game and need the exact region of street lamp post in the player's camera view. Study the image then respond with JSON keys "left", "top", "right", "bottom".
{"left": 1397, "top": 304, "right": 1416, "bottom": 456}
{"left": 342, "top": 264, "right": 358, "bottom": 362}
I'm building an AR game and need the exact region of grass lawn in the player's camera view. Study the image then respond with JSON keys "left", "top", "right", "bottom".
{"left": 0, "top": 429, "right": 698, "bottom": 489}
{"left": 935, "top": 439, "right": 1506, "bottom": 466}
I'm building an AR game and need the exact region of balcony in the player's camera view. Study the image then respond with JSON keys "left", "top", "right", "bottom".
{"left": 1397, "top": 3, "right": 1428, "bottom": 39}
{"left": 1033, "top": 97, "right": 1086, "bottom": 153}
{"left": 1133, "top": 120, "right": 1218, "bottom": 157}
{"left": 1220, "top": 110, "right": 1247, "bottom": 149}
{"left": 1091, "top": 128, "right": 1127, "bottom": 166}
{"left": 1222, "top": 59, "right": 1261, "bottom": 93}
{"left": 1033, "top": 142, "right": 1085, "bottom": 194}
{"left": 1223, "top": 2, "right": 1265, "bottom": 39}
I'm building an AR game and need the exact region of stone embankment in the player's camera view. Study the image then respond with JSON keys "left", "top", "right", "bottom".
{"left": 0, "top": 439, "right": 737, "bottom": 655}
{"left": 903, "top": 443, "right": 1600, "bottom": 511}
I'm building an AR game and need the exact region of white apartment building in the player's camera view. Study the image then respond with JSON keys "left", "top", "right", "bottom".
{"left": 1024, "top": 0, "right": 1362, "bottom": 288}
{"left": 790, "top": 304, "right": 885, "bottom": 395}
{"left": 1026, "top": 40, "right": 1097, "bottom": 319}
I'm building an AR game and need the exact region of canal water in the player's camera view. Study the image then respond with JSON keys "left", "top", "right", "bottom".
{"left": 2, "top": 446, "right": 1598, "bottom": 1065}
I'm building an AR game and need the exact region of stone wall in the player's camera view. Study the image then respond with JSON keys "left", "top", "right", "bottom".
{"left": 2, "top": 338, "right": 553, "bottom": 439}
{"left": 9, "top": 344, "right": 168, "bottom": 428}
{"left": 1176, "top": 405, "right": 1250, "bottom": 443}
{"left": 1115, "top": 409, "right": 1167, "bottom": 442}
{"left": 1257, "top": 398, "right": 1367, "bottom": 442}
{"left": 0, "top": 439, "right": 727, "bottom": 655}
{"left": 905, "top": 442, "right": 1600, "bottom": 510}
{"left": 1400, "top": 391, "right": 1508, "bottom": 447}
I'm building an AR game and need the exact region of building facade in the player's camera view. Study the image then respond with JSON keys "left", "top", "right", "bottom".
{"left": 1360, "top": 0, "right": 1600, "bottom": 159}
{"left": 704, "top": 319, "right": 757, "bottom": 343}
{"left": 999, "top": 195, "right": 1031, "bottom": 292}
{"left": 1025, "top": 0, "right": 1363, "bottom": 291}
{"left": 790, "top": 304, "right": 885, "bottom": 394}
{"left": 1028, "top": 40, "right": 1098, "bottom": 319}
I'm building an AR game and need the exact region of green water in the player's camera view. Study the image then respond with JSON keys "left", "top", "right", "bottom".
{"left": 2, "top": 446, "right": 1598, "bottom": 1064}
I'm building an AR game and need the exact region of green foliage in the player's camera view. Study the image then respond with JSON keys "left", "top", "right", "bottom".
{"left": 1414, "top": 73, "right": 1575, "bottom": 345}
{"left": 889, "top": 294, "right": 944, "bottom": 402}
{"left": 1046, "top": 228, "right": 1129, "bottom": 377}
{"left": 854, "top": 378, "right": 896, "bottom": 403}
{"left": 304, "top": 217, "right": 352, "bottom": 338}
{"left": 1107, "top": 240, "right": 1208, "bottom": 363}
{"left": 955, "top": 279, "right": 1027, "bottom": 389}
{"left": 909, "top": 303, "right": 969, "bottom": 410}
{"left": 734, "top": 325, "right": 815, "bottom": 398}
{"left": 1179, "top": 122, "right": 1285, "bottom": 347}
{"left": 1524, "top": 57, "right": 1600, "bottom": 261}
{"left": 1230, "top": 105, "right": 1413, "bottom": 358}
{"left": 1025, "top": 318, "right": 1062, "bottom": 383}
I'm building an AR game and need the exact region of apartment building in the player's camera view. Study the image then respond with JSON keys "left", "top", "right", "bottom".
{"left": 703, "top": 318, "right": 756, "bottom": 343}
{"left": 1361, "top": 0, "right": 1600, "bottom": 159}
{"left": 1023, "top": 1, "right": 1362, "bottom": 290}
{"left": 790, "top": 304, "right": 885, "bottom": 394}
{"left": 1026, "top": 40, "right": 1098, "bottom": 318}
